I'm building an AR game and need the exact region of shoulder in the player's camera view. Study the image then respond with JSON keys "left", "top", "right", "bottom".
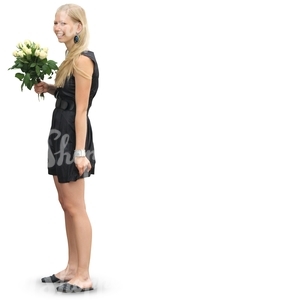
{"left": 74, "top": 54, "right": 93, "bottom": 78}
{"left": 81, "top": 50, "right": 97, "bottom": 63}
{"left": 75, "top": 54, "right": 93, "bottom": 68}
{"left": 75, "top": 51, "right": 99, "bottom": 78}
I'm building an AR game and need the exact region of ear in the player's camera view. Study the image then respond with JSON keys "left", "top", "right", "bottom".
{"left": 76, "top": 22, "right": 83, "bottom": 33}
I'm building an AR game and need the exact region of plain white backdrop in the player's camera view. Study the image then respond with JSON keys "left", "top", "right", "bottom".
{"left": 1, "top": 0, "right": 300, "bottom": 299}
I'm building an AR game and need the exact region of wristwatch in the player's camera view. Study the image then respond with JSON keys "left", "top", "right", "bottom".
{"left": 74, "top": 149, "right": 86, "bottom": 157}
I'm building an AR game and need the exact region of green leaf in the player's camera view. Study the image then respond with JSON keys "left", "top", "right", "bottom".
{"left": 42, "top": 64, "right": 51, "bottom": 75}
{"left": 24, "top": 73, "right": 31, "bottom": 90}
{"left": 30, "top": 62, "right": 36, "bottom": 68}
{"left": 48, "top": 60, "right": 59, "bottom": 70}
{"left": 28, "top": 79, "right": 34, "bottom": 90}
{"left": 35, "top": 65, "right": 40, "bottom": 76}
{"left": 15, "top": 73, "right": 24, "bottom": 81}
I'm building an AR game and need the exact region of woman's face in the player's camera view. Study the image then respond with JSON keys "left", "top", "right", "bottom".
{"left": 53, "top": 11, "right": 80, "bottom": 47}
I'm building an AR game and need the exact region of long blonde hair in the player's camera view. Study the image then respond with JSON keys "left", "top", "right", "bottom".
{"left": 54, "top": 4, "right": 90, "bottom": 87}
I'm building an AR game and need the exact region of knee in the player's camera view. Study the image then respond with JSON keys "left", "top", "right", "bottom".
{"left": 59, "top": 196, "right": 83, "bottom": 216}
{"left": 59, "top": 197, "right": 72, "bottom": 213}
{"left": 58, "top": 195, "right": 71, "bottom": 212}
{"left": 58, "top": 194, "right": 67, "bottom": 210}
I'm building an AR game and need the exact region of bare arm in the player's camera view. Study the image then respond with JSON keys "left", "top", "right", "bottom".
{"left": 74, "top": 55, "right": 93, "bottom": 175}
{"left": 46, "top": 84, "right": 57, "bottom": 95}
{"left": 74, "top": 55, "right": 93, "bottom": 149}
{"left": 34, "top": 82, "right": 57, "bottom": 96}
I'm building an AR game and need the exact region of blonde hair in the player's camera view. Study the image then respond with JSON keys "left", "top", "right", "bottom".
{"left": 54, "top": 4, "right": 90, "bottom": 87}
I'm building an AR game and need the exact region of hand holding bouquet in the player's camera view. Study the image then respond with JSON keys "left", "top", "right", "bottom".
{"left": 8, "top": 40, "right": 58, "bottom": 100}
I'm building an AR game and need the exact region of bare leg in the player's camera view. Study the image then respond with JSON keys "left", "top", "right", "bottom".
{"left": 53, "top": 176, "right": 78, "bottom": 281}
{"left": 53, "top": 176, "right": 93, "bottom": 288}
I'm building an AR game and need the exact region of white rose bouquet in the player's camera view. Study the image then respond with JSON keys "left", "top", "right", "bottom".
{"left": 8, "top": 40, "right": 58, "bottom": 100}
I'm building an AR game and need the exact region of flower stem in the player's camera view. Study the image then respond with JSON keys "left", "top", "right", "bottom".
{"left": 36, "top": 78, "right": 44, "bottom": 100}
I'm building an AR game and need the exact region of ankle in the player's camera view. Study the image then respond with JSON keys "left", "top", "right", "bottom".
{"left": 66, "top": 264, "right": 77, "bottom": 273}
{"left": 74, "top": 270, "right": 91, "bottom": 281}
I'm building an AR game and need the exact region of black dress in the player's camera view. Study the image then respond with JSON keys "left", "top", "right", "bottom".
{"left": 48, "top": 50, "right": 99, "bottom": 183}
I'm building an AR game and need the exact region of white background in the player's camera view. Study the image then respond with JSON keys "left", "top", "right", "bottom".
{"left": 1, "top": 0, "right": 300, "bottom": 299}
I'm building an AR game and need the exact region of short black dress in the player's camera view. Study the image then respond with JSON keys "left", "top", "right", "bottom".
{"left": 48, "top": 50, "right": 99, "bottom": 183}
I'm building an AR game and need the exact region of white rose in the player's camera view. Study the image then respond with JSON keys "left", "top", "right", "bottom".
{"left": 42, "top": 47, "right": 48, "bottom": 53}
{"left": 17, "top": 51, "right": 24, "bottom": 57}
{"left": 24, "top": 39, "right": 31, "bottom": 46}
{"left": 13, "top": 51, "right": 18, "bottom": 57}
{"left": 35, "top": 50, "right": 40, "bottom": 57}
{"left": 39, "top": 50, "right": 47, "bottom": 59}
{"left": 24, "top": 48, "right": 32, "bottom": 55}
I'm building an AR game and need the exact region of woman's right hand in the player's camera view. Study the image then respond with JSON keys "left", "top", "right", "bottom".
{"left": 34, "top": 81, "right": 48, "bottom": 94}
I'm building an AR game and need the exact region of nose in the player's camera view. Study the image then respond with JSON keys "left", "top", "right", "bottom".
{"left": 53, "top": 23, "right": 61, "bottom": 31}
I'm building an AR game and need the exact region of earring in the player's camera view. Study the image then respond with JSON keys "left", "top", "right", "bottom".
{"left": 74, "top": 34, "right": 79, "bottom": 43}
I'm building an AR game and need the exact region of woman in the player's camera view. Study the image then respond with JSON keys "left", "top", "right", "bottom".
{"left": 34, "top": 3, "right": 98, "bottom": 293}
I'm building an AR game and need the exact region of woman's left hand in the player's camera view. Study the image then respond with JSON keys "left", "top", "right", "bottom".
{"left": 74, "top": 156, "right": 92, "bottom": 176}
